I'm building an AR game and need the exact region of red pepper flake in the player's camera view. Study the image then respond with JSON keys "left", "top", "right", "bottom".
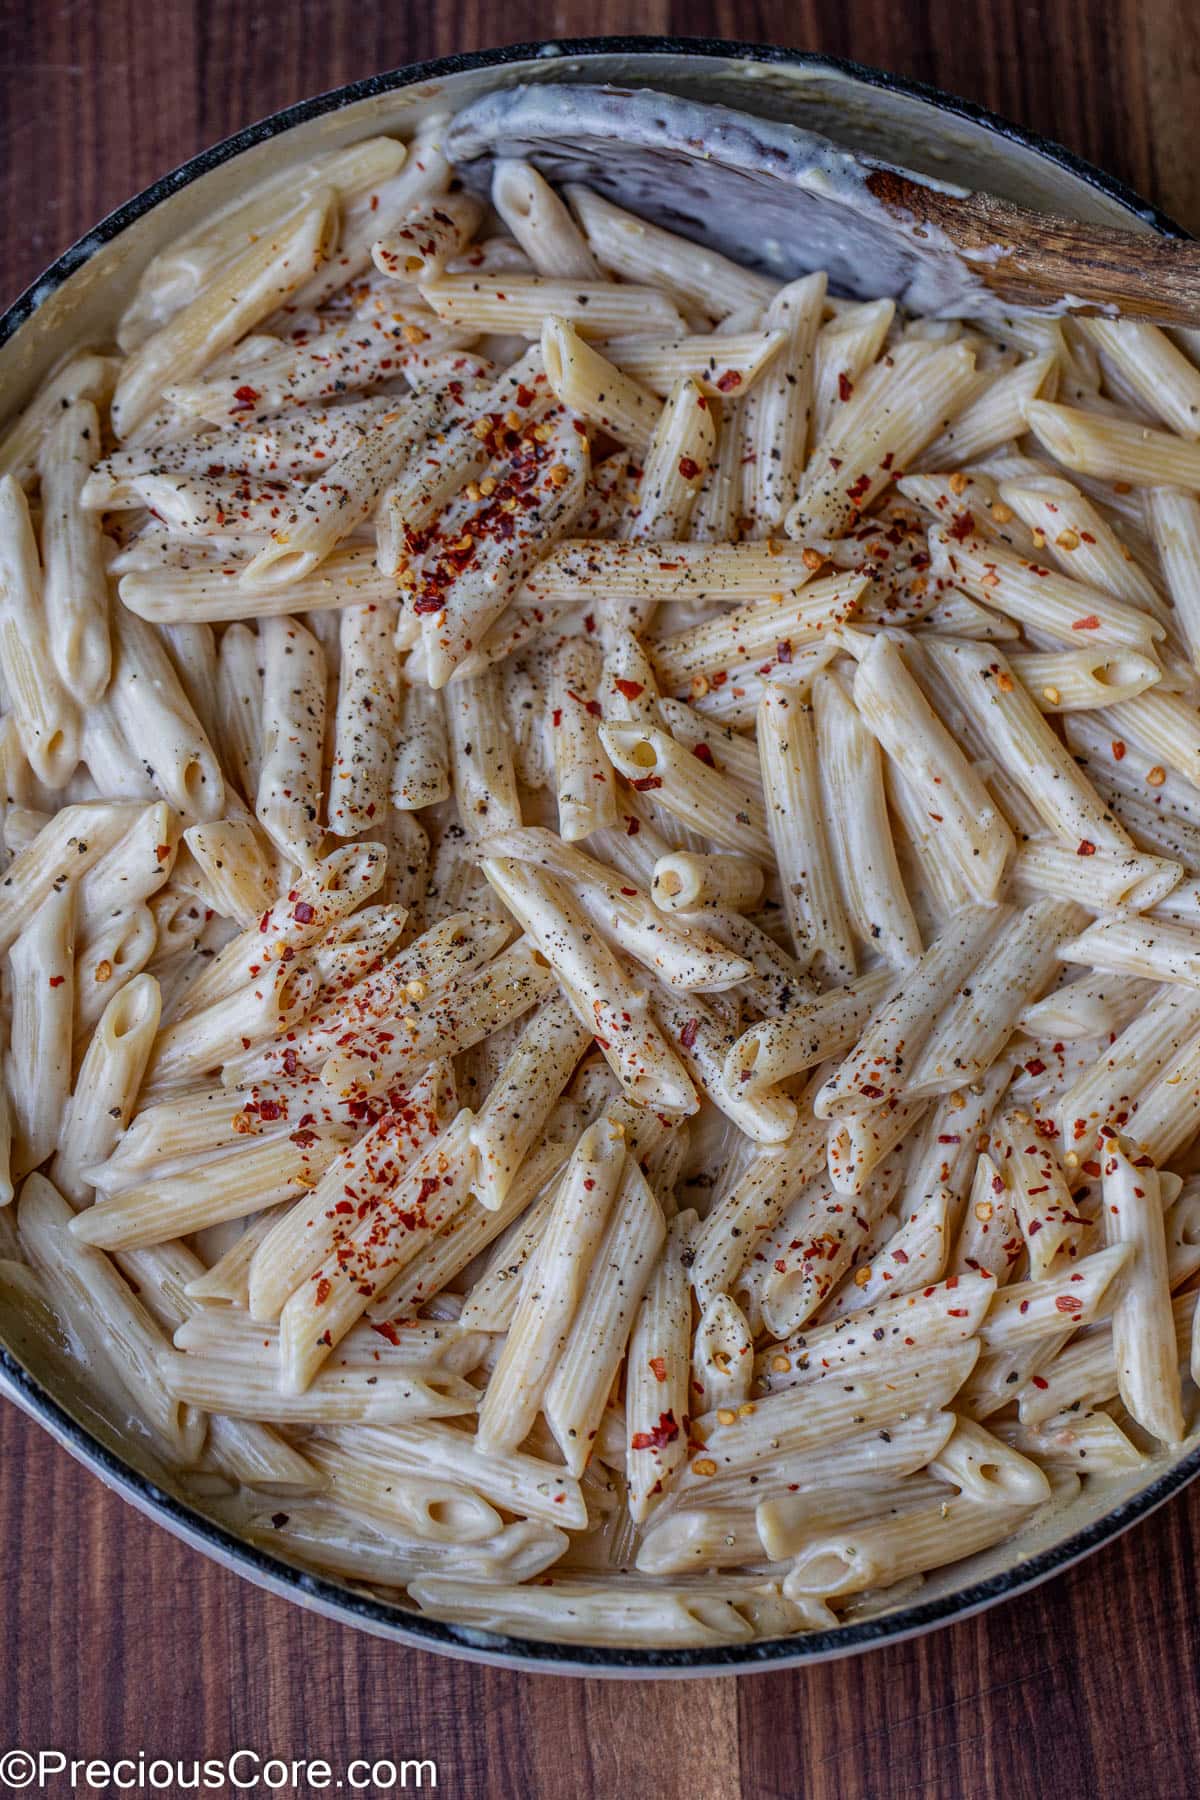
{"left": 947, "top": 1308, "right": 969, "bottom": 1318}
{"left": 632, "top": 775, "right": 663, "bottom": 791}
{"left": 1071, "top": 614, "right": 1101, "bottom": 631}
{"left": 371, "top": 1320, "right": 403, "bottom": 1346}
{"left": 1024, "top": 1058, "right": 1047, "bottom": 1077}
{"left": 551, "top": 707, "right": 563, "bottom": 728}
{"left": 776, "top": 639, "right": 793, "bottom": 663}
{"left": 48, "top": 974, "right": 64, "bottom": 987}
{"left": 155, "top": 842, "right": 172, "bottom": 861}
{"left": 847, "top": 473, "right": 872, "bottom": 503}
{"left": 233, "top": 385, "right": 260, "bottom": 408}
{"left": 858, "top": 1083, "right": 884, "bottom": 1100}
{"left": 614, "top": 678, "right": 644, "bottom": 700}
{"left": 515, "top": 383, "right": 535, "bottom": 407}
{"left": 1081, "top": 1160, "right": 1102, "bottom": 1179}
{"left": 648, "top": 1356, "right": 668, "bottom": 1383}
{"left": 838, "top": 372, "right": 854, "bottom": 402}
{"left": 1031, "top": 1375, "right": 1049, "bottom": 1390}
{"left": 293, "top": 900, "right": 315, "bottom": 924}
{"left": 691, "top": 742, "right": 715, "bottom": 767}
{"left": 1112, "top": 740, "right": 1126, "bottom": 760}
{"left": 947, "top": 510, "right": 976, "bottom": 543}
{"left": 716, "top": 370, "right": 742, "bottom": 393}
{"left": 680, "top": 1018, "right": 700, "bottom": 1050}
{"left": 678, "top": 456, "right": 701, "bottom": 480}
{"left": 1055, "top": 1294, "right": 1084, "bottom": 1314}
{"left": 314, "top": 1277, "right": 331, "bottom": 1305}
{"left": 631, "top": 1411, "right": 680, "bottom": 1451}
{"left": 1034, "top": 1118, "right": 1057, "bottom": 1139}
{"left": 1076, "top": 839, "right": 1096, "bottom": 857}
{"left": 625, "top": 815, "right": 641, "bottom": 836}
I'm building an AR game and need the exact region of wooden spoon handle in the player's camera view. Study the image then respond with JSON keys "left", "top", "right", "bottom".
{"left": 866, "top": 170, "right": 1200, "bottom": 324}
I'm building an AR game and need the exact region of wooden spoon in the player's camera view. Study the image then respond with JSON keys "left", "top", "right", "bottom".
{"left": 445, "top": 83, "right": 1200, "bottom": 325}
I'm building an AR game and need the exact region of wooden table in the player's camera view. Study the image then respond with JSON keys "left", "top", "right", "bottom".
{"left": 3, "top": 4, "right": 1200, "bottom": 1795}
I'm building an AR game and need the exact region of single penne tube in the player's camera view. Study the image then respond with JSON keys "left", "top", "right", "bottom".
{"left": 927, "top": 1415, "right": 1051, "bottom": 1506}
{"left": 1077, "top": 317, "right": 1200, "bottom": 438}
{"left": 920, "top": 636, "right": 1133, "bottom": 851}
{"left": 214, "top": 621, "right": 264, "bottom": 802}
{"left": 36, "top": 398, "right": 112, "bottom": 704}
{"left": 922, "top": 349, "right": 1057, "bottom": 467}
{"left": 443, "top": 668, "right": 521, "bottom": 837}
{"left": 74, "top": 903, "right": 159, "bottom": 1035}
{"left": 780, "top": 1486, "right": 1047, "bottom": 1602}
{"left": 52, "top": 975, "right": 161, "bottom": 1206}
{"left": 626, "top": 1211, "right": 694, "bottom": 1522}
{"left": 112, "top": 192, "right": 337, "bottom": 436}
{"left": 1146, "top": 487, "right": 1200, "bottom": 672}
{"left": 1056, "top": 982, "right": 1200, "bottom": 1163}
{"left": 739, "top": 275, "right": 826, "bottom": 531}
{"left": 246, "top": 1062, "right": 455, "bottom": 1320}
{"left": 565, "top": 182, "right": 776, "bottom": 319}
{"left": 318, "top": 938, "right": 554, "bottom": 1099}
{"left": 302, "top": 1437, "right": 504, "bottom": 1542}
{"left": 820, "top": 1188, "right": 952, "bottom": 1310}
{"left": 0, "top": 475, "right": 81, "bottom": 787}
{"left": 159, "top": 1352, "right": 476, "bottom": 1425}
{"left": 852, "top": 632, "right": 1014, "bottom": 901}
{"left": 120, "top": 542, "right": 401, "bottom": 624}
{"left": 690, "top": 395, "right": 744, "bottom": 543}
{"left": 18, "top": 1174, "right": 204, "bottom": 1460}
{"left": 927, "top": 523, "right": 1163, "bottom": 656}
{"left": 391, "top": 677, "right": 450, "bottom": 811}
{"left": 174, "top": 1308, "right": 482, "bottom": 1373}
{"left": 420, "top": 273, "right": 685, "bottom": 338}
{"left": 200, "top": 1414, "right": 320, "bottom": 1493}
{"left": 635, "top": 1508, "right": 768, "bottom": 1576}
{"left": 255, "top": 613, "right": 327, "bottom": 868}
{"left": 541, "top": 316, "right": 658, "bottom": 457}
{"left": 371, "top": 191, "right": 484, "bottom": 283}
{"left": 997, "top": 474, "right": 1168, "bottom": 619}
{"left": 276, "top": 1109, "right": 476, "bottom": 1390}
{"left": 756, "top": 1269, "right": 995, "bottom": 1393}
{"left": 724, "top": 969, "right": 893, "bottom": 1100}
{"left": 621, "top": 375, "right": 715, "bottom": 556}
{"left": 691, "top": 1293, "right": 756, "bottom": 1415}
{"left": 338, "top": 1420, "right": 590, "bottom": 1538}
{"left": 977, "top": 1243, "right": 1131, "bottom": 1350}
{"left": 491, "top": 161, "right": 598, "bottom": 278}
{"left": 756, "top": 684, "right": 855, "bottom": 977}
{"left": 543, "top": 1157, "right": 665, "bottom": 1474}
{"left": 407, "top": 1576, "right": 752, "bottom": 1648}
{"left": 7, "top": 883, "right": 74, "bottom": 1178}
{"left": 529, "top": 544, "right": 859, "bottom": 619}
{"left": 813, "top": 669, "right": 922, "bottom": 970}
{"left": 811, "top": 298, "right": 895, "bottom": 443}
{"left": 75, "top": 802, "right": 181, "bottom": 937}
{"left": 475, "top": 1116, "right": 626, "bottom": 1454}
{"left": 1102, "top": 1145, "right": 1184, "bottom": 1444}
{"left": 1014, "top": 841, "right": 1181, "bottom": 914}
{"left": 324, "top": 601, "right": 401, "bottom": 837}
{"left": 816, "top": 906, "right": 999, "bottom": 1118}
{"left": 1026, "top": 396, "right": 1200, "bottom": 488}
{"left": 246, "top": 1504, "right": 565, "bottom": 1587}
{"left": 602, "top": 327, "right": 787, "bottom": 403}
{"left": 754, "top": 1473, "right": 954, "bottom": 1562}
{"left": 906, "top": 898, "right": 1082, "bottom": 1098}
{"left": 989, "top": 1112, "right": 1087, "bottom": 1276}
{"left": 650, "top": 851, "right": 763, "bottom": 915}
{"left": 104, "top": 608, "right": 226, "bottom": 824}
{"left": 600, "top": 722, "right": 770, "bottom": 861}
{"left": 786, "top": 341, "right": 978, "bottom": 539}
{"left": 686, "top": 1339, "right": 979, "bottom": 1481}
{"left": 481, "top": 857, "right": 696, "bottom": 1115}
{"left": 994, "top": 1411, "right": 1147, "bottom": 1477}
{"left": 70, "top": 1129, "right": 344, "bottom": 1251}
{"left": 467, "top": 995, "right": 591, "bottom": 1211}
{"left": 1020, "top": 970, "right": 1155, "bottom": 1041}
{"left": 549, "top": 634, "right": 617, "bottom": 839}
{"left": 688, "top": 1113, "right": 827, "bottom": 1308}
{"left": 1124, "top": 1024, "right": 1200, "bottom": 1182}
{"left": 1058, "top": 915, "right": 1200, "bottom": 987}
{"left": 178, "top": 816, "right": 277, "bottom": 927}
{"left": 1096, "top": 688, "right": 1200, "bottom": 790}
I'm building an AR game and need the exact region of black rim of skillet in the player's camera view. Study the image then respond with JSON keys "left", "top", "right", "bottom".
{"left": 0, "top": 35, "right": 1195, "bottom": 1673}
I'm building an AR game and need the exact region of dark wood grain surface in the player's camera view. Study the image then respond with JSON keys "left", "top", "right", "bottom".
{"left": 3, "top": 4, "right": 1200, "bottom": 1795}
